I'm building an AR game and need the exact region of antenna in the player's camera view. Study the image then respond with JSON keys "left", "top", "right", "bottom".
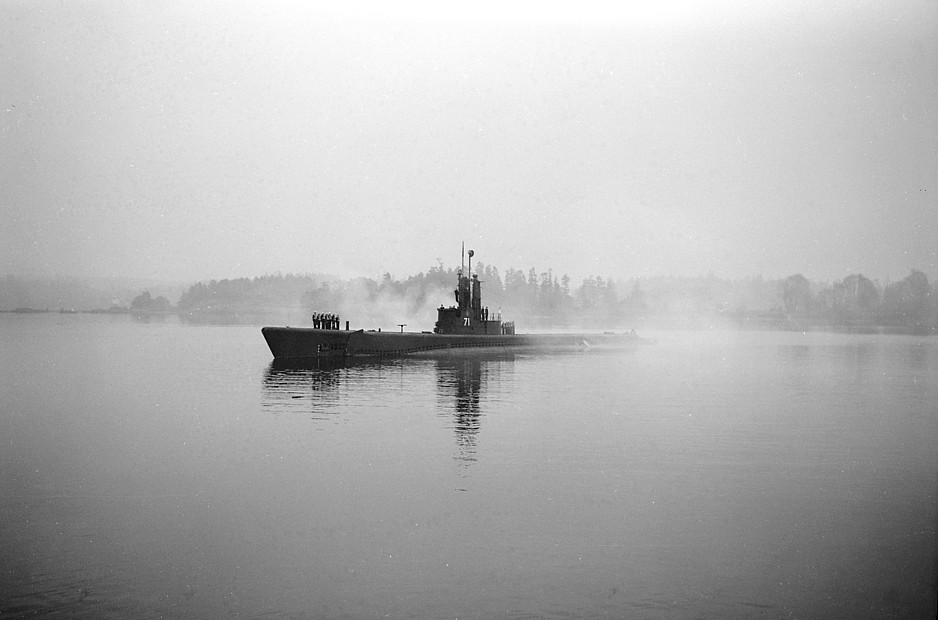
{"left": 461, "top": 242, "right": 465, "bottom": 275}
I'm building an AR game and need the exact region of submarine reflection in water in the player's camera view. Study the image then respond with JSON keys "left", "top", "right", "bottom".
{"left": 262, "top": 354, "right": 516, "bottom": 464}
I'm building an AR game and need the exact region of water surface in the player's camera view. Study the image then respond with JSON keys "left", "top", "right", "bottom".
{"left": 1, "top": 315, "right": 936, "bottom": 618}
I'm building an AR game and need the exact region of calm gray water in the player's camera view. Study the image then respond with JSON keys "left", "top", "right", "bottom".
{"left": 1, "top": 314, "right": 936, "bottom": 619}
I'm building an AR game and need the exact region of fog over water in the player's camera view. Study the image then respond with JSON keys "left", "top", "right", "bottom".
{"left": 2, "top": 0, "right": 936, "bottom": 284}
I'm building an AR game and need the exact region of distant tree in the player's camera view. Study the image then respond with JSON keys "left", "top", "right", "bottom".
{"left": 816, "top": 274, "right": 880, "bottom": 323}
{"left": 131, "top": 291, "right": 153, "bottom": 309}
{"left": 502, "top": 268, "right": 529, "bottom": 312}
{"left": 539, "top": 270, "right": 555, "bottom": 312}
{"left": 575, "top": 276, "right": 619, "bottom": 324}
{"left": 883, "top": 269, "right": 931, "bottom": 327}
{"left": 622, "top": 281, "right": 647, "bottom": 316}
{"left": 482, "top": 263, "right": 503, "bottom": 292}
{"left": 815, "top": 284, "right": 845, "bottom": 319}
{"left": 527, "top": 267, "right": 539, "bottom": 308}
{"left": 301, "top": 281, "right": 339, "bottom": 310}
{"left": 130, "top": 291, "right": 171, "bottom": 311}
{"left": 781, "top": 274, "right": 812, "bottom": 314}
{"left": 379, "top": 272, "right": 400, "bottom": 296}
{"left": 843, "top": 274, "right": 879, "bottom": 314}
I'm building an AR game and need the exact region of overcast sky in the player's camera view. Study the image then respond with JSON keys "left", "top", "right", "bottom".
{"left": 2, "top": 0, "right": 936, "bottom": 284}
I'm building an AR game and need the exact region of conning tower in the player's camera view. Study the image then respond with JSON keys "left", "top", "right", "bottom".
{"left": 434, "top": 248, "right": 514, "bottom": 335}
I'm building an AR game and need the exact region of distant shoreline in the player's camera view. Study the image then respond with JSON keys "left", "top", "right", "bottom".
{"left": 0, "top": 307, "right": 172, "bottom": 315}
{"left": 2, "top": 307, "right": 934, "bottom": 336}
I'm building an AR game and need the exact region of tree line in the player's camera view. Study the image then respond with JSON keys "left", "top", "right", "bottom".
{"left": 781, "top": 270, "right": 935, "bottom": 329}
{"left": 171, "top": 264, "right": 937, "bottom": 331}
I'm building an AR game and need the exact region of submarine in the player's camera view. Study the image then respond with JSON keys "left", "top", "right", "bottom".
{"left": 261, "top": 248, "right": 642, "bottom": 360}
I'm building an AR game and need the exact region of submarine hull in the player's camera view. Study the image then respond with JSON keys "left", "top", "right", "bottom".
{"left": 261, "top": 326, "right": 641, "bottom": 360}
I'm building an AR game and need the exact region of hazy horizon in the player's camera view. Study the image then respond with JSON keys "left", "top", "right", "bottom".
{"left": 3, "top": 1, "right": 936, "bottom": 285}
{"left": 2, "top": 262, "right": 935, "bottom": 291}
